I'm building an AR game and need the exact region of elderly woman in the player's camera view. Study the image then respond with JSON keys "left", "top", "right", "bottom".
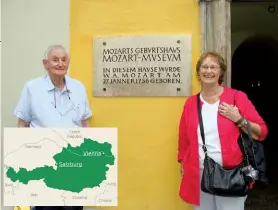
{"left": 177, "top": 52, "right": 268, "bottom": 210}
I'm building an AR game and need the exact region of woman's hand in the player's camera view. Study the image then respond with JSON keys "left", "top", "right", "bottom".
{"left": 219, "top": 102, "right": 242, "bottom": 123}
{"left": 219, "top": 102, "right": 262, "bottom": 139}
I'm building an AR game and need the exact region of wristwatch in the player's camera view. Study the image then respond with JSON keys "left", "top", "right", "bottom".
{"left": 235, "top": 117, "right": 248, "bottom": 128}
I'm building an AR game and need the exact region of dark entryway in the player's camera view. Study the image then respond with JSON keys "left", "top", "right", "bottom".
{"left": 231, "top": 35, "right": 278, "bottom": 210}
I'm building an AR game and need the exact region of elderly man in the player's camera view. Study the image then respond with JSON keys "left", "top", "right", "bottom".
{"left": 13, "top": 45, "right": 91, "bottom": 210}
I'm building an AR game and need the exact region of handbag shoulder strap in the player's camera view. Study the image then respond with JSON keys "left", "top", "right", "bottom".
{"left": 233, "top": 90, "right": 238, "bottom": 106}
{"left": 197, "top": 93, "right": 207, "bottom": 156}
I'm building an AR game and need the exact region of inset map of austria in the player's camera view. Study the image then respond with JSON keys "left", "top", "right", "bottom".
{"left": 3, "top": 127, "right": 118, "bottom": 206}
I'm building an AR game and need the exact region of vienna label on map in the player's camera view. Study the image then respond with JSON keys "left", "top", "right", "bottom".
{"left": 3, "top": 128, "right": 118, "bottom": 206}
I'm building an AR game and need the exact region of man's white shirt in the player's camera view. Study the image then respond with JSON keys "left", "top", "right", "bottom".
{"left": 14, "top": 74, "right": 92, "bottom": 128}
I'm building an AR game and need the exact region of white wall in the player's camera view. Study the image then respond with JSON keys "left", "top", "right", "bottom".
{"left": 231, "top": 2, "right": 278, "bottom": 56}
{"left": 1, "top": 0, "right": 70, "bottom": 209}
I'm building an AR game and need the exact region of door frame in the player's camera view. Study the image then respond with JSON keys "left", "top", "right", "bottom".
{"left": 199, "top": 0, "right": 232, "bottom": 86}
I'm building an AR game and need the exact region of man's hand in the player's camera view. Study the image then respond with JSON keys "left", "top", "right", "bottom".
{"left": 81, "top": 119, "right": 91, "bottom": 127}
{"left": 17, "top": 119, "right": 29, "bottom": 127}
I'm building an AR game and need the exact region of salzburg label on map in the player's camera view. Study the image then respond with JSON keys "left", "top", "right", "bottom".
{"left": 3, "top": 128, "right": 118, "bottom": 206}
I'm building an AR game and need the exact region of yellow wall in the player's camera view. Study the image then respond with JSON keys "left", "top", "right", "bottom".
{"left": 70, "top": 0, "right": 200, "bottom": 209}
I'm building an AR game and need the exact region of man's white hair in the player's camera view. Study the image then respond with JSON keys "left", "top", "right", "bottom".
{"left": 43, "top": 45, "right": 68, "bottom": 60}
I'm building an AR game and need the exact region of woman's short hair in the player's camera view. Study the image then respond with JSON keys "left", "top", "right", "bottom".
{"left": 196, "top": 52, "right": 227, "bottom": 85}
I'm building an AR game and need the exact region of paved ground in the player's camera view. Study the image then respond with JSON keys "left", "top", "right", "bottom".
{"left": 245, "top": 180, "right": 278, "bottom": 210}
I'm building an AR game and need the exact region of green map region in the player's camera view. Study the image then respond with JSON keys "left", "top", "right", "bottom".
{"left": 5, "top": 138, "right": 115, "bottom": 193}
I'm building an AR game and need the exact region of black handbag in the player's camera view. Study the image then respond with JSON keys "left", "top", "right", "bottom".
{"left": 233, "top": 92, "right": 268, "bottom": 185}
{"left": 197, "top": 93, "right": 250, "bottom": 197}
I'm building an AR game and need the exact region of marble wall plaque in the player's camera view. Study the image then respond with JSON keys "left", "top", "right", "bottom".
{"left": 93, "top": 34, "right": 192, "bottom": 96}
